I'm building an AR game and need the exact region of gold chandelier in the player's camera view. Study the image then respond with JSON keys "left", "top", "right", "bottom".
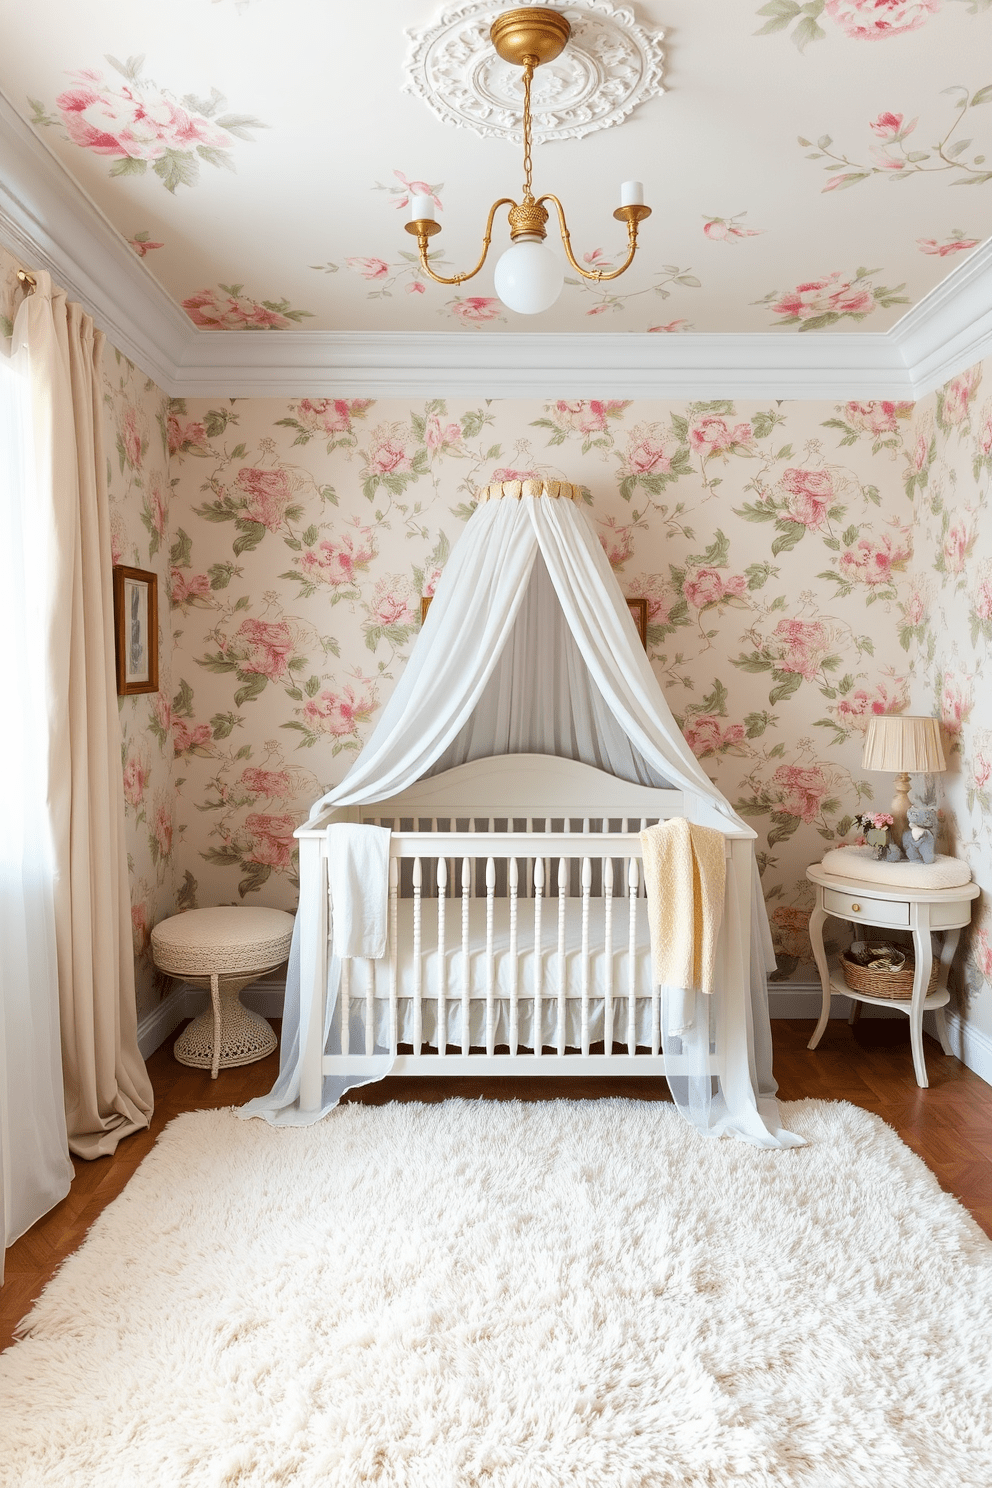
{"left": 405, "top": 6, "right": 652, "bottom": 315}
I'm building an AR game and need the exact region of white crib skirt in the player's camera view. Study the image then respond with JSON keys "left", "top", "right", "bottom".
{"left": 340, "top": 897, "right": 662, "bottom": 1049}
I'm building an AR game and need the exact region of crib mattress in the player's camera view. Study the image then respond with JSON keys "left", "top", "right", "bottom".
{"left": 339, "top": 897, "right": 661, "bottom": 1049}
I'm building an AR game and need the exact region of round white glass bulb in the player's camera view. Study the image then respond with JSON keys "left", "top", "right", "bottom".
{"left": 493, "top": 241, "right": 564, "bottom": 315}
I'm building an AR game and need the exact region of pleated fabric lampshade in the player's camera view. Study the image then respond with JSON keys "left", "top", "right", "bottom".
{"left": 862, "top": 715, "right": 946, "bottom": 844}
{"left": 862, "top": 715, "right": 947, "bottom": 775}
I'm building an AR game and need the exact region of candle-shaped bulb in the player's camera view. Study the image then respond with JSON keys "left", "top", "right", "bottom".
{"left": 620, "top": 180, "right": 644, "bottom": 207}
{"left": 410, "top": 194, "right": 436, "bottom": 222}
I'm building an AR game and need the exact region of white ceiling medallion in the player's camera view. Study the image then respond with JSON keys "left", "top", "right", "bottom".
{"left": 404, "top": 1, "right": 665, "bottom": 144}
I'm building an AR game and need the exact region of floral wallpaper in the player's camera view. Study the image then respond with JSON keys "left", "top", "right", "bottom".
{"left": 103, "top": 349, "right": 182, "bottom": 1022}
{"left": 164, "top": 391, "right": 929, "bottom": 988}
{"left": 0, "top": 248, "right": 17, "bottom": 347}
{"left": 7, "top": 233, "right": 992, "bottom": 1049}
{"left": 5, "top": 2, "right": 990, "bottom": 335}
{"left": 756, "top": 0, "right": 977, "bottom": 53}
{"left": 28, "top": 54, "right": 266, "bottom": 195}
{"left": 905, "top": 354, "right": 992, "bottom": 1045}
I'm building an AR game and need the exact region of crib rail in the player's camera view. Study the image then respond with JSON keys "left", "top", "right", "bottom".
{"left": 325, "top": 832, "right": 729, "bottom": 1074}
{"left": 297, "top": 822, "right": 745, "bottom": 1105}
{"left": 295, "top": 758, "right": 752, "bottom": 1107}
{"left": 381, "top": 837, "right": 651, "bottom": 1060}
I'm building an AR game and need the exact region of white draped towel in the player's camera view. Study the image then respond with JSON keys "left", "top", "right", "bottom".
{"left": 326, "top": 824, "right": 391, "bottom": 959}
{"left": 641, "top": 819, "right": 726, "bottom": 1034}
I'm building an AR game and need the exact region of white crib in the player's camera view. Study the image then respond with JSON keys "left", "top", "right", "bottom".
{"left": 295, "top": 754, "right": 756, "bottom": 1110}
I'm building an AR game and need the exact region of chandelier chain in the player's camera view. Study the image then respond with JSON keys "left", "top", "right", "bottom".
{"left": 521, "top": 59, "right": 535, "bottom": 202}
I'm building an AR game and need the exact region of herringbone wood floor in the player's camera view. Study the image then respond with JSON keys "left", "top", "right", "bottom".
{"left": 3, "top": 1017, "right": 991, "bottom": 1352}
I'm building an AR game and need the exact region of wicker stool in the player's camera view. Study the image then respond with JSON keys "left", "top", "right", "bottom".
{"left": 151, "top": 907, "right": 294, "bottom": 1079}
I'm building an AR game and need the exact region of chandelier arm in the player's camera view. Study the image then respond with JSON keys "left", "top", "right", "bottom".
{"left": 538, "top": 194, "right": 646, "bottom": 281}
{"left": 408, "top": 198, "right": 518, "bottom": 286}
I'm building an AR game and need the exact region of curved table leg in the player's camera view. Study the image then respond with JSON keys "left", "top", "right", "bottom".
{"left": 807, "top": 906, "right": 832, "bottom": 1050}
{"left": 933, "top": 927, "right": 961, "bottom": 1057}
{"left": 909, "top": 929, "right": 933, "bottom": 1089}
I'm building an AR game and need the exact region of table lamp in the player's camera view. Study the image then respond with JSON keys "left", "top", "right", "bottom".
{"left": 861, "top": 714, "right": 946, "bottom": 845}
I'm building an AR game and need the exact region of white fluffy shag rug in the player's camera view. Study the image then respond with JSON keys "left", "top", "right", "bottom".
{"left": 2, "top": 1098, "right": 991, "bottom": 1488}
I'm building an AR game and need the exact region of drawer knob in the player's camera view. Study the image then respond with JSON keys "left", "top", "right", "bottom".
{"left": 851, "top": 903, "right": 861, "bottom": 913}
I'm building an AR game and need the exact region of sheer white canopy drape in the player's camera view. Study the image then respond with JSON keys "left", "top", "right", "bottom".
{"left": 0, "top": 327, "right": 72, "bottom": 1280}
{"left": 244, "top": 489, "right": 797, "bottom": 1148}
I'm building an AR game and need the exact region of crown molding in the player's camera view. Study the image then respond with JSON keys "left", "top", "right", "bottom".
{"left": 2, "top": 88, "right": 990, "bottom": 402}
{"left": 889, "top": 236, "right": 992, "bottom": 398}
{"left": 0, "top": 85, "right": 192, "bottom": 389}
{"left": 175, "top": 326, "right": 911, "bottom": 400}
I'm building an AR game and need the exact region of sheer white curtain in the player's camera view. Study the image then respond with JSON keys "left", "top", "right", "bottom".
{"left": 0, "top": 334, "right": 73, "bottom": 1282}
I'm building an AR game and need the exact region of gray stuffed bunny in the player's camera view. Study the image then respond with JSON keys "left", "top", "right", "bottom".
{"left": 902, "top": 805, "right": 939, "bottom": 864}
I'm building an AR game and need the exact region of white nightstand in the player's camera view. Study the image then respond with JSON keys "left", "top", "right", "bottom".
{"left": 805, "top": 862, "right": 979, "bottom": 1088}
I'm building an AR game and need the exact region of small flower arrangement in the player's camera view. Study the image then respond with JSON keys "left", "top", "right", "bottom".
{"left": 853, "top": 812, "right": 894, "bottom": 834}
{"left": 852, "top": 811, "right": 894, "bottom": 860}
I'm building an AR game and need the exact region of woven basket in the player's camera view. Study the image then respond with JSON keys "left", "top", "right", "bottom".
{"left": 840, "top": 949, "right": 938, "bottom": 1000}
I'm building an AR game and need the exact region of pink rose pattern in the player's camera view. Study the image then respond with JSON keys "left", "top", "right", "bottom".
{"left": 802, "top": 87, "right": 992, "bottom": 193}
{"left": 684, "top": 568, "right": 747, "bottom": 609}
{"left": 182, "top": 285, "right": 313, "bottom": 331}
{"left": 37, "top": 61, "right": 265, "bottom": 193}
{"left": 760, "top": 270, "right": 907, "bottom": 331}
{"left": 823, "top": 0, "right": 939, "bottom": 40}
{"left": 702, "top": 214, "right": 764, "bottom": 243}
{"left": 756, "top": 0, "right": 941, "bottom": 52}
{"left": 917, "top": 233, "right": 980, "bottom": 259}
{"left": 447, "top": 297, "right": 504, "bottom": 326}
{"left": 780, "top": 467, "right": 835, "bottom": 530}
{"left": 76, "top": 290, "right": 992, "bottom": 1017}
{"left": 838, "top": 530, "right": 912, "bottom": 589}
{"left": 101, "top": 343, "right": 179, "bottom": 1019}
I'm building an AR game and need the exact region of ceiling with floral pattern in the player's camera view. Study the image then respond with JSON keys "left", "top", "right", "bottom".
{"left": 1, "top": 0, "right": 990, "bottom": 335}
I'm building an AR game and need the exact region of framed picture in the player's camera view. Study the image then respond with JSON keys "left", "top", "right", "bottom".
{"left": 112, "top": 566, "right": 159, "bottom": 695}
{"left": 421, "top": 594, "right": 649, "bottom": 650}
{"left": 625, "top": 597, "right": 648, "bottom": 649}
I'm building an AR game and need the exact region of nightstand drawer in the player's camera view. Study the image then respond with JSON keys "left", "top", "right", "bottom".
{"left": 822, "top": 887, "right": 909, "bottom": 926}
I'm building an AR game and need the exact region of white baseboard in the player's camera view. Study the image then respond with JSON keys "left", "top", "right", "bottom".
{"left": 939, "top": 1008, "right": 992, "bottom": 1087}
{"left": 135, "top": 990, "right": 190, "bottom": 1059}
{"left": 136, "top": 979, "right": 286, "bottom": 1059}
{"left": 137, "top": 977, "right": 991, "bottom": 1089}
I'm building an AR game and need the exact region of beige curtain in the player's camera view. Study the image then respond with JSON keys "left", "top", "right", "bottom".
{"left": 18, "top": 273, "right": 153, "bottom": 1159}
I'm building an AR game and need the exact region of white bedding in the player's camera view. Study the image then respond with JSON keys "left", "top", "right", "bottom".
{"left": 339, "top": 898, "right": 660, "bottom": 1048}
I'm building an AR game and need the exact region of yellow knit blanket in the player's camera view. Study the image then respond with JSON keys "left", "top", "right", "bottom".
{"left": 640, "top": 818, "right": 726, "bottom": 995}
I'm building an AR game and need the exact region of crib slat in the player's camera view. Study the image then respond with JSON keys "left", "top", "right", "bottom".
{"left": 485, "top": 856, "right": 496, "bottom": 1058}
{"left": 461, "top": 856, "right": 471, "bottom": 1056}
{"left": 389, "top": 855, "right": 399, "bottom": 1055}
{"left": 436, "top": 857, "right": 447, "bottom": 1058}
{"left": 604, "top": 857, "right": 614, "bottom": 1054}
{"left": 533, "top": 856, "right": 544, "bottom": 1057}
{"left": 508, "top": 857, "right": 519, "bottom": 1056}
{"left": 580, "top": 856, "right": 592, "bottom": 1058}
{"left": 628, "top": 857, "right": 639, "bottom": 1056}
{"left": 341, "top": 955, "right": 351, "bottom": 1058}
{"left": 557, "top": 857, "right": 567, "bottom": 1058}
{"left": 412, "top": 856, "right": 423, "bottom": 1056}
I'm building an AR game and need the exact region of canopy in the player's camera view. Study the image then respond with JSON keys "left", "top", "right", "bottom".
{"left": 243, "top": 484, "right": 800, "bottom": 1148}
